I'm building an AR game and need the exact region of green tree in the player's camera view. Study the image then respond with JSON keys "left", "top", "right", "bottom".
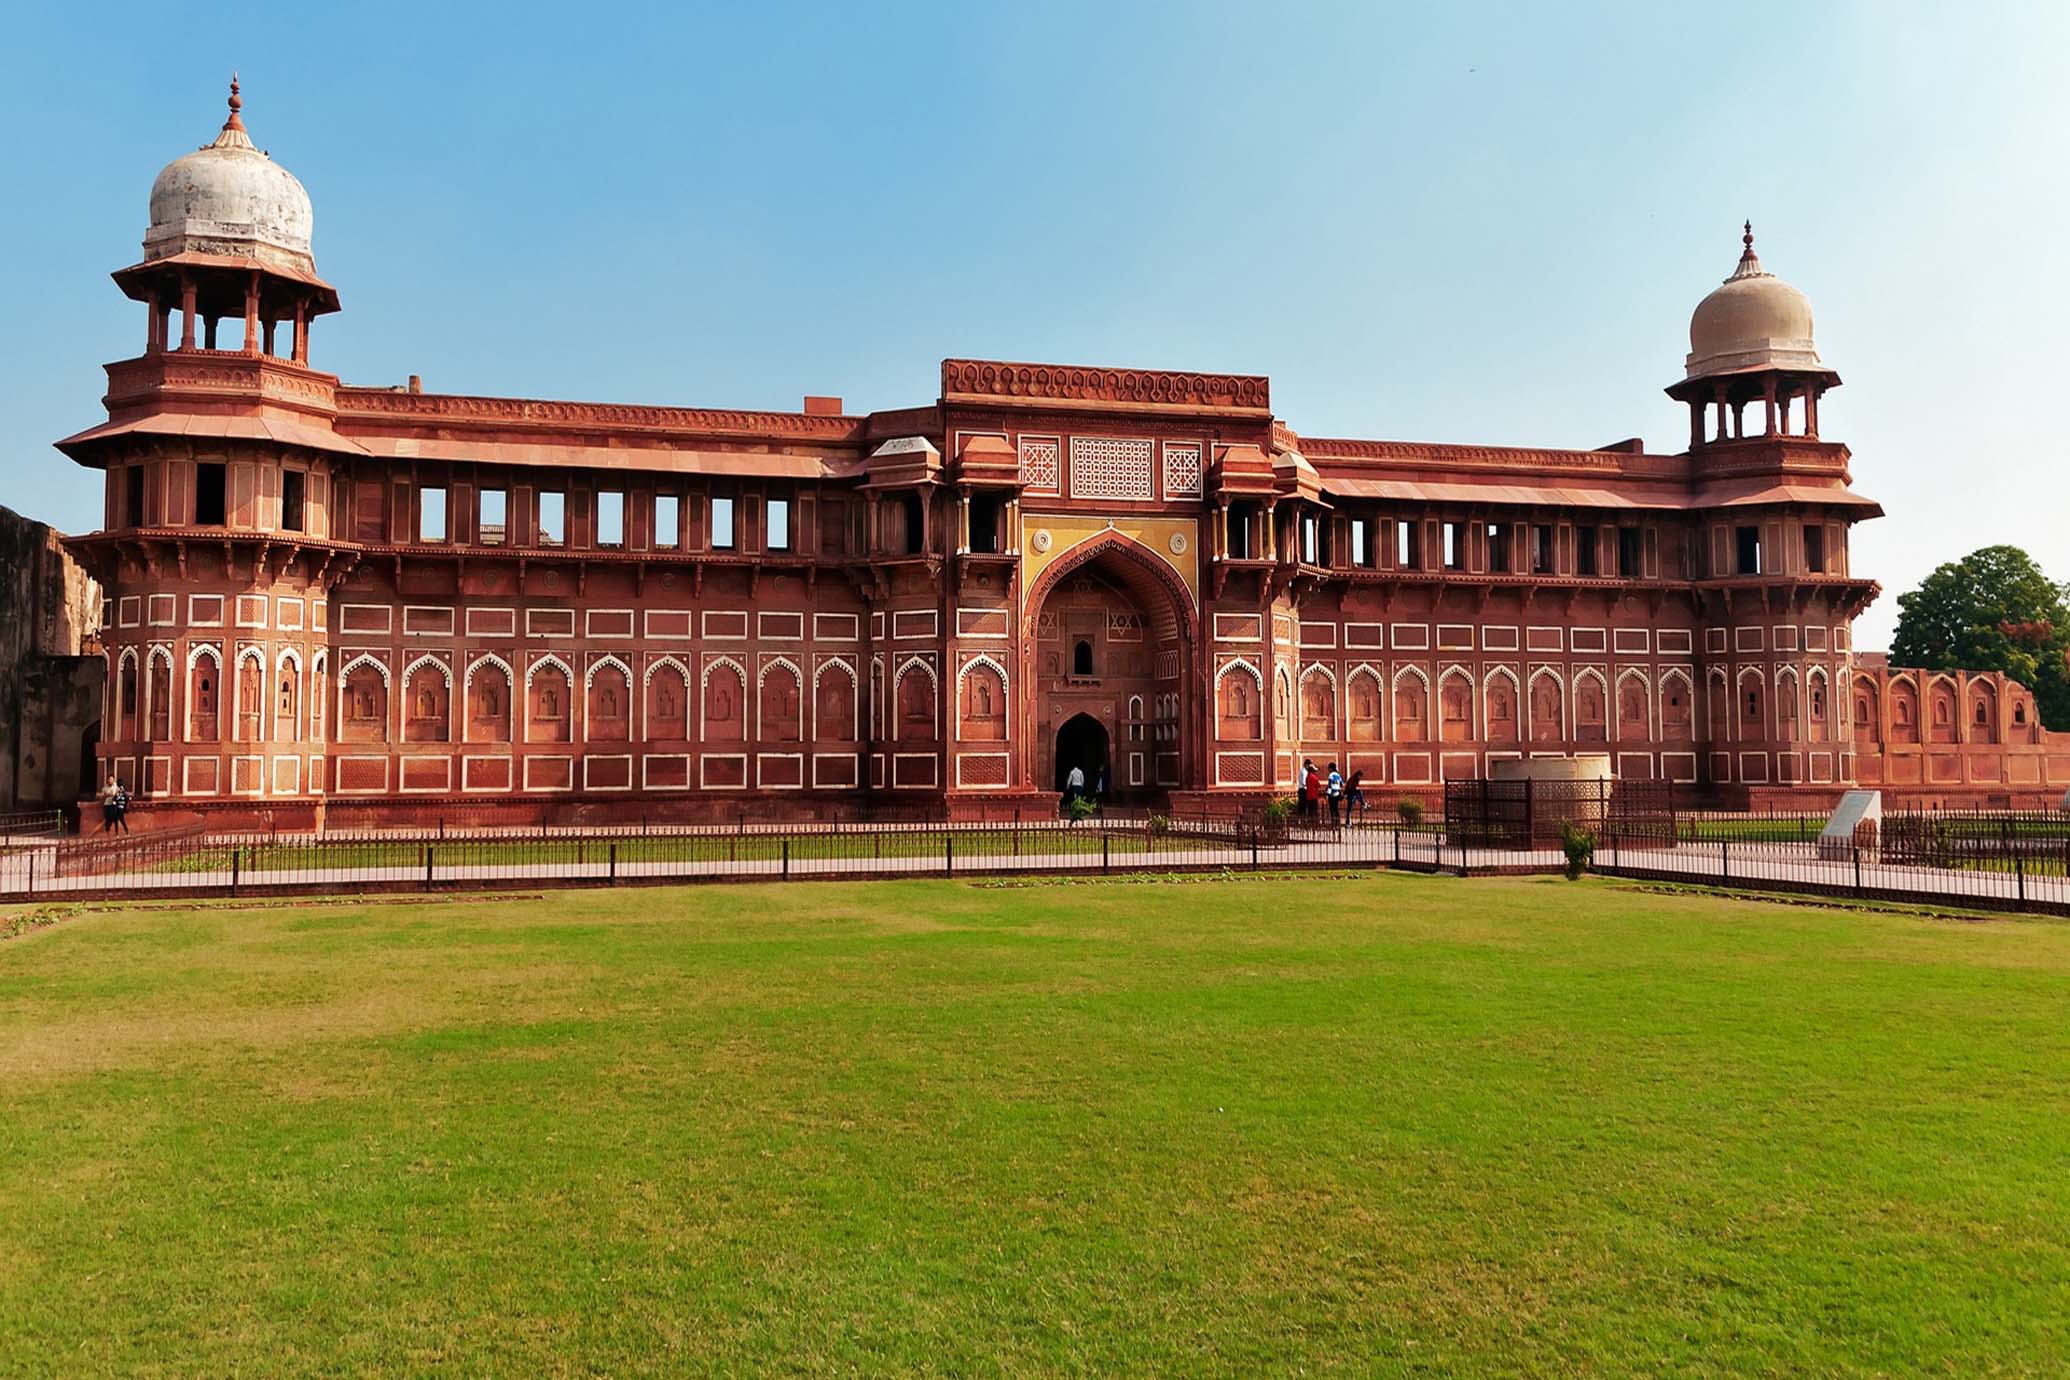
{"left": 1890, "top": 545, "right": 2070, "bottom": 731}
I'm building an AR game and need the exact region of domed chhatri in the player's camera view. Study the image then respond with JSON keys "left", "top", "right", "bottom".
{"left": 1665, "top": 223, "right": 1839, "bottom": 446}
{"left": 1684, "top": 222, "right": 1822, "bottom": 382}
{"left": 144, "top": 75, "right": 315, "bottom": 275}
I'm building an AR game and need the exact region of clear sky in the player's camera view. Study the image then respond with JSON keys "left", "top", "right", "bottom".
{"left": 2, "top": 1, "right": 2063, "bottom": 650}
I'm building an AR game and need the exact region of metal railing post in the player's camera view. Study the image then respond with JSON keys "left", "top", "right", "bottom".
{"left": 609, "top": 842, "right": 618, "bottom": 885}
{"left": 2016, "top": 850, "right": 2026, "bottom": 907}
{"left": 946, "top": 834, "right": 954, "bottom": 878}
{"left": 1252, "top": 827, "right": 1260, "bottom": 872}
{"left": 425, "top": 844, "right": 434, "bottom": 890}
{"left": 782, "top": 837, "right": 791, "bottom": 879}
{"left": 1853, "top": 845, "right": 1863, "bottom": 897}
{"left": 1102, "top": 834, "right": 1110, "bottom": 875}
{"left": 231, "top": 845, "right": 241, "bottom": 897}
{"left": 1719, "top": 838, "right": 1728, "bottom": 886}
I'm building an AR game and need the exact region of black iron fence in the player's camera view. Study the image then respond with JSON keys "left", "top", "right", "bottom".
{"left": 1444, "top": 778, "right": 1678, "bottom": 848}
{"left": 3, "top": 803, "right": 2066, "bottom": 916}
{"left": 1, "top": 812, "right": 1431, "bottom": 899}
{"left": 0, "top": 809, "right": 64, "bottom": 839}
{"left": 1591, "top": 829, "right": 2070, "bottom": 917}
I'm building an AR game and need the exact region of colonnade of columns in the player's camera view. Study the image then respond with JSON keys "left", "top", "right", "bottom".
{"left": 141, "top": 271, "right": 311, "bottom": 362}
{"left": 1685, "top": 377, "right": 1823, "bottom": 446}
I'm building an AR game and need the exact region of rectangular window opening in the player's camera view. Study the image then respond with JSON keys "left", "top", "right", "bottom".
{"left": 195, "top": 463, "right": 227, "bottom": 526}
{"left": 596, "top": 490, "right": 625, "bottom": 548}
{"left": 1301, "top": 514, "right": 1319, "bottom": 566}
{"left": 901, "top": 494, "right": 924, "bottom": 555}
{"left": 281, "top": 470, "right": 305, "bottom": 533}
{"left": 1803, "top": 524, "right": 1825, "bottom": 574}
{"left": 1443, "top": 521, "right": 1465, "bottom": 571}
{"left": 1577, "top": 524, "right": 1598, "bottom": 577}
{"left": 1532, "top": 523, "right": 1553, "bottom": 575}
{"left": 654, "top": 494, "right": 679, "bottom": 550}
{"left": 1228, "top": 503, "right": 1255, "bottom": 560}
{"left": 538, "top": 490, "right": 566, "bottom": 547}
{"left": 1487, "top": 522, "right": 1509, "bottom": 574}
{"left": 1618, "top": 526, "right": 1643, "bottom": 578}
{"left": 479, "top": 487, "right": 507, "bottom": 546}
{"left": 970, "top": 496, "right": 1001, "bottom": 554}
{"left": 1735, "top": 524, "right": 1761, "bottom": 575}
{"left": 712, "top": 495, "right": 736, "bottom": 550}
{"left": 1396, "top": 518, "right": 1421, "bottom": 569}
{"left": 125, "top": 466, "right": 146, "bottom": 527}
{"left": 419, "top": 485, "right": 448, "bottom": 543}
{"left": 1350, "top": 517, "right": 1369, "bottom": 568}
{"left": 768, "top": 497, "right": 791, "bottom": 552}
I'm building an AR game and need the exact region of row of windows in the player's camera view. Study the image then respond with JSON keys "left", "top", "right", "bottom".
{"left": 1304, "top": 515, "right": 1649, "bottom": 578}
{"left": 416, "top": 487, "right": 789, "bottom": 552}
{"left": 122, "top": 463, "right": 1836, "bottom": 579}
{"left": 1304, "top": 515, "right": 1831, "bottom": 579}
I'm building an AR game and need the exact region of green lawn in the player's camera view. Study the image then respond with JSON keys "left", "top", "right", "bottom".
{"left": 3, "top": 875, "right": 2069, "bottom": 1375}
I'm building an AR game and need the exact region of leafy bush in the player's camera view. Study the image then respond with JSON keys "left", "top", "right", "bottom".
{"left": 1396, "top": 798, "right": 1425, "bottom": 827}
{"left": 1066, "top": 795, "right": 1099, "bottom": 821}
{"left": 1147, "top": 813, "right": 1172, "bottom": 837}
{"left": 1260, "top": 796, "right": 1296, "bottom": 827}
{"left": 1560, "top": 821, "right": 1597, "bottom": 880}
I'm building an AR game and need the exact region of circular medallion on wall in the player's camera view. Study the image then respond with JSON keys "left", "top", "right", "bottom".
{"left": 544, "top": 571, "right": 559, "bottom": 589}
{"left": 1168, "top": 530, "right": 1190, "bottom": 555}
{"left": 1032, "top": 529, "right": 1053, "bottom": 553}
{"left": 661, "top": 572, "right": 675, "bottom": 589}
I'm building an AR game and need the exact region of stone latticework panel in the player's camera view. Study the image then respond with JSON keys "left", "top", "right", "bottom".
{"left": 1163, "top": 442, "right": 1202, "bottom": 499}
{"left": 1069, "top": 438, "right": 1154, "bottom": 502}
{"left": 1019, "top": 437, "right": 1059, "bottom": 493}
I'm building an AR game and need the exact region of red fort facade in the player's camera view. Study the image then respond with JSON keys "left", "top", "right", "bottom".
{"left": 59, "top": 91, "right": 2070, "bottom": 826}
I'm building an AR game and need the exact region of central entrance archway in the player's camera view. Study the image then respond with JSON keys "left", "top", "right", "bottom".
{"left": 1021, "top": 535, "right": 1197, "bottom": 801}
{"left": 1054, "top": 712, "right": 1109, "bottom": 796}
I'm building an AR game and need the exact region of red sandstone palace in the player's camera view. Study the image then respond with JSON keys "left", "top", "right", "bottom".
{"left": 59, "top": 86, "right": 2070, "bottom": 826}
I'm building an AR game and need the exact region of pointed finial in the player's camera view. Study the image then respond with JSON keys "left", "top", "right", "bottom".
{"left": 225, "top": 71, "right": 245, "bottom": 130}
{"left": 1741, "top": 219, "right": 1755, "bottom": 259}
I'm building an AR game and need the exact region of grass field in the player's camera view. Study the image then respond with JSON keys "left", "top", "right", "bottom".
{"left": 4, "top": 874, "right": 2069, "bottom": 1375}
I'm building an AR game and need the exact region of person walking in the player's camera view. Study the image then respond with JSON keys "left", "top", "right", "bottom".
{"left": 109, "top": 782, "right": 131, "bottom": 834}
{"left": 98, "top": 778, "right": 120, "bottom": 833}
{"left": 1346, "top": 768, "right": 1369, "bottom": 823}
{"left": 1300, "top": 760, "right": 1320, "bottom": 822}
{"left": 1326, "top": 763, "right": 1344, "bottom": 827}
{"left": 1064, "top": 763, "right": 1086, "bottom": 818}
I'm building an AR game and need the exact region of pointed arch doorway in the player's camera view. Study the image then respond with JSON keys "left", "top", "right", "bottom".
{"left": 1022, "top": 534, "right": 1197, "bottom": 802}
{"left": 1054, "top": 712, "right": 1109, "bottom": 796}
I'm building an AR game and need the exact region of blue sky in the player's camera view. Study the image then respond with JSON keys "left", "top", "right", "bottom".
{"left": 2, "top": 0, "right": 2063, "bottom": 649}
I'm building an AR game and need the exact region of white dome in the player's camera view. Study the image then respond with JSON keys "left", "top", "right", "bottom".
{"left": 143, "top": 81, "right": 315, "bottom": 274}
{"left": 1684, "top": 225, "right": 1824, "bottom": 381}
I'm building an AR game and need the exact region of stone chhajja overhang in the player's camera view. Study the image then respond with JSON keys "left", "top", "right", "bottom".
{"left": 861, "top": 436, "right": 943, "bottom": 490}
{"left": 1320, "top": 472, "right": 1880, "bottom": 514}
{"left": 58, "top": 410, "right": 371, "bottom": 459}
{"left": 950, "top": 434, "right": 1020, "bottom": 487}
{"left": 1208, "top": 442, "right": 1276, "bottom": 498}
{"left": 353, "top": 434, "right": 865, "bottom": 481}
